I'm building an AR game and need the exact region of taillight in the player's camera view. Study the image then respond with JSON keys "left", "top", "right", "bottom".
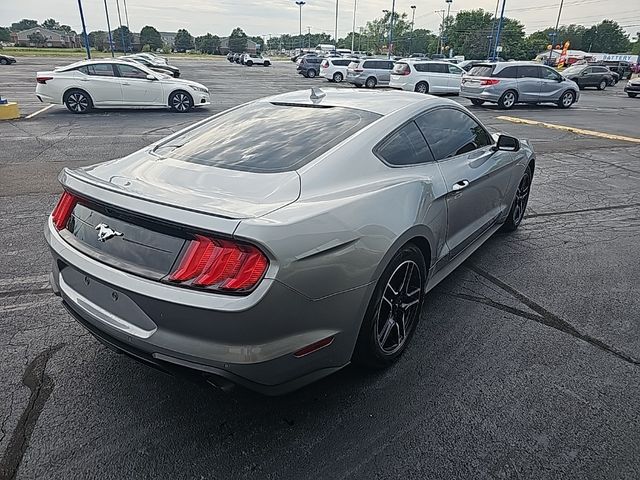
{"left": 168, "top": 235, "right": 268, "bottom": 293}
{"left": 480, "top": 78, "right": 500, "bottom": 86}
{"left": 51, "top": 191, "right": 77, "bottom": 230}
{"left": 354, "top": 68, "right": 364, "bottom": 73}
{"left": 37, "top": 76, "right": 53, "bottom": 84}
{"left": 321, "top": 60, "right": 329, "bottom": 68}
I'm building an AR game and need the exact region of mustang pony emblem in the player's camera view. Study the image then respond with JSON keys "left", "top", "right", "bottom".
{"left": 95, "top": 223, "right": 123, "bottom": 242}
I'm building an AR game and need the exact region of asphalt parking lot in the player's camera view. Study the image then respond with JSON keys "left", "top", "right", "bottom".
{"left": 1, "top": 57, "right": 639, "bottom": 480}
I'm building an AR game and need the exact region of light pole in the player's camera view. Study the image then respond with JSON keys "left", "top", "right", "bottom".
{"left": 295, "top": 1, "right": 305, "bottom": 52}
{"left": 334, "top": 0, "right": 339, "bottom": 49}
{"left": 307, "top": 26, "right": 311, "bottom": 49}
{"left": 104, "top": 0, "right": 115, "bottom": 57}
{"left": 493, "top": 0, "right": 506, "bottom": 61}
{"left": 409, "top": 5, "right": 416, "bottom": 54}
{"left": 388, "top": 0, "right": 396, "bottom": 59}
{"left": 444, "top": 0, "right": 452, "bottom": 57}
{"left": 351, "top": 0, "right": 357, "bottom": 53}
{"left": 435, "top": 9, "right": 445, "bottom": 55}
{"left": 548, "top": 0, "right": 564, "bottom": 65}
{"left": 77, "top": 0, "right": 91, "bottom": 59}
{"left": 487, "top": 0, "right": 500, "bottom": 59}
{"left": 116, "top": 0, "right": 127, "bottom": 52}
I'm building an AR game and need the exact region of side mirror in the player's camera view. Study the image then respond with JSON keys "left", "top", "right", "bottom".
{"left": 493, "top": 134, "right": 520, "bottom": 152}
{"left": 146, "top": 74, "right": 157, "bottom": 81}
{"left": 557, "top": 76, "right": 564, "bottom": 82}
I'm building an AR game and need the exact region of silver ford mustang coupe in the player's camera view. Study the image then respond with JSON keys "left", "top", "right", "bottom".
{"left": 45, "top": 88, "right": 534, "bottom": 394}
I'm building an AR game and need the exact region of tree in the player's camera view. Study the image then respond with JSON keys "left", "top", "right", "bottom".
{"left": 228, "top": 27, "right": 247, "bottom": 52}
{"left": 195, "top": 33, "right": 220, "bottom": 54}
{"left": 631, "top": 33, "right": 640, "bottom": 55}
{"left": 411, "top": 29, "right": 439, "bottom": 55}
{"left": 363, "top": 11, "right": 412, "bottom": 54}
{"left": 0, "top": 27, "right": 11, "bottom": 42}
{"left": 174, "top": 28, "right": 194, "bottom": 52}
{"left": 59, "top": 25, "right": 74, "bottom": 34}
{"left": 41, "top": 18, "right": 61, "bottom": 30}
{"left": 140, "top": 25, "right": 162, "bottom": 50}
{"left": 112, "top": 26, "right": 133, "bottom": 52}
{"left": 27, "top": 31, "right": 47, "bottom": 47}
{"left": 10, "top": 19, "right": 38, "bottom": 31}
{"left": 88, "top": 30, "right": 108, "bottom": 51}
{"left": 249, "top": 35, "right": 264, "bottom": 51}
{"left": 444, "top": 9, "right": 494, "bottom": 59}
{"left": 583, "top": 20, "right": 630, "bottom": 53}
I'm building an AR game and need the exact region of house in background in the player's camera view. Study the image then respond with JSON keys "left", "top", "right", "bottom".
{"left": 219, "top": 37, "right": 257, "bottom": 54}
{"left": 11, "top": 27, "right": 80, "bottom": 48}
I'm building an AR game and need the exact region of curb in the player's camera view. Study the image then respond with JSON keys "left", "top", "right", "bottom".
{"left": 0, "top": 102, "right": 20, "bottom": 120}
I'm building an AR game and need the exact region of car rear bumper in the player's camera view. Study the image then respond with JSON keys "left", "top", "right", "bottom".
{"left": 389, "top": 78, "right": 414, "bottom": 91}
{"left": 45, "top": 218, "right": 366, "bottom": 394}
{"left": 459, "top": 86, "right": 501, "bottom": 102}
{"left": 624, "top": 84, "right": 640, "bottom": 93}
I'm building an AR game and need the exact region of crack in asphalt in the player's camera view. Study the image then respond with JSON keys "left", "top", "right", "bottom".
{"left": 0, "top": 345, "right": 63, "bottom": 480}
{"left": 449, "top": 264, "right": 640, "bottom": 367}
{"left": 525, "top": 202, "right": 640, "bottom": 220}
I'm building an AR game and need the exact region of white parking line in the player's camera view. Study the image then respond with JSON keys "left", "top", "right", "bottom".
{"left": 25, "top": 104, "right": 55, "bottom": 119}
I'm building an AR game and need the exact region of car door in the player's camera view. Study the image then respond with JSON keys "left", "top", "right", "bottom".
{"left": 446, "top": 64, "right": 464, "bottom": 93}
{"left": 516, "top": 65, "right": 542, "bottom": 101}
{"left": 114, "top": 63, "right": 164, "bottom": 105}
{"left": 415, "top": 107, "right": 515, "bottom": 258}
{"left": 428, "top": 63, "right": 450, "bottom": 93}
{"left": 582, "top": 67, "right": 595, "bottom": 87}
{"left": 78, "top": 63, "right": 123, "bottom": 106}
{"left": 538, "top": 66, "right": 564, "bottom": 101}
{"left": 378, "top": 61, "right": 394, "bottom": 85}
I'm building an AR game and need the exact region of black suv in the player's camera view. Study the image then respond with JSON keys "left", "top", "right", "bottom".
{"left": 562, "top": 65, "right": 613, "bottom": 90}
{"left": 297, "top": 56, "right": 323, "bottom": 78}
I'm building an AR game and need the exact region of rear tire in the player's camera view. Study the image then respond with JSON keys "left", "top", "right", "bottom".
{"left": 307, "top": 69, "right": 316, "bottom": 78}
{"left": 498, "top": 90, "right": 517, "bottom": 110}
{"left": 414, "top": 82, "right": 429, "bottom": 94}
{"left": 64, "top": 89, "right": 92, "bottom": 114}
{"left": 501, "top": 164, "right": 533, "bottom": 232}
{"left": 470, "top": 98, "right": 485, "bottom": 106}
{"left": 365, "top": 77, "right": 377, "bottom": 88}
{"left": 246, "top": 60, "right": 253, "bottom": 66}
{"left": 352, "top": 243, "right": 426, "bottom": 368}
{"left": 333, "top": 72, "right": 343, "bottom": 83}
{"left": 628, "top": 93, "right": 638, "bottom": 98}
{"left": 597, "top": 79, "right": 607, "bottom": 91}
{"left": 169, "top": 90, "right": 193, "bottom": 113}
{"left": 0, "top": 58, "right": 8, "bottom": 65}
{"left": 264, "top": 61, "right": 270, "bottom": 67}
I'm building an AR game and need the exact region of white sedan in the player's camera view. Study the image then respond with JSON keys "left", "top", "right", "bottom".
{"left": 35, "top": 59, "right": 210, "bottom": 113}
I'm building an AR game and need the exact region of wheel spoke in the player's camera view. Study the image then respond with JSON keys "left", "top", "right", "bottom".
{"left": 378, "top": 317, "right": 395, "bottom": 347}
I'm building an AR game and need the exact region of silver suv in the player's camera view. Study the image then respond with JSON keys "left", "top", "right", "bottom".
{"left": 346, "top": 59, "right": 395, "bottom": 88}
{"left": 460, "top": 62, "right": 580, "bottom": 109}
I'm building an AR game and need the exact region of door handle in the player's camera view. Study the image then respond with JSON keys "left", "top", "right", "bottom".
{"left": 121, "top": 82, "right": 130, "bottom": 85}
{"left": 452, "top": 180, "right": 469, "bottom": 191}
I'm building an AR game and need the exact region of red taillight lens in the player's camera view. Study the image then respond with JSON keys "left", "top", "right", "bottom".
{"left": 354, "top": 68, "right": 364, "bottom": 73}
{"left": 321, "top": 60, "right": 329, "bottom": 67}
{"left": 51, "top": 191, "right": 77, "bottom": 230}
{"left": 169, "top": 235, "right": 268, "bottom": 292}
{"left": 480, "top": 78, "right": 500, "bottom": 86}
{"left": 37, "top": 76, "right": 53, "bottom": 84}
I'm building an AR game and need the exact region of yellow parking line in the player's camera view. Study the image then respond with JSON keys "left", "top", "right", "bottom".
{"left": 25, "top": 104, "right": 54, "bottom": 119}
{"left": 497, "top": 115, "right": 640, "bottom": 144}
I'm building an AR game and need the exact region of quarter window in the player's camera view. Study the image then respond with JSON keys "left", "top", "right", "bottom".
{"left": 430, "top": 63, "right": 449, "bottom": 74}
{"left": 375, "top": 122, "right": 434, "bottom": 166}
{"left": 416, "top": 108, "right": 493, "bottom": 160}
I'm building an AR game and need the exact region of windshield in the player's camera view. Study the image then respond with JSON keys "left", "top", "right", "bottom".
{"left": 153, "top": 103, "right": 381, "bottom": 173}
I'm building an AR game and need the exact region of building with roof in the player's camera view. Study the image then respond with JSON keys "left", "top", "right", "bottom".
{"left": 219, "top": 37, "right": 258, "bottom": 54}
{"left": 12, "top": 27, "right": 80, "bottom": 48}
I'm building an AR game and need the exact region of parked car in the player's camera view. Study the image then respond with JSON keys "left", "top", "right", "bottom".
{"left": 0, "top": 54, "right": 16, "bottom": 65}
{"left": 458, "top": 60, "right": 485, "bottom": 72}
{"left": 120, "top": 55, "right": 180, "bottom": 78}
{"left": 625, "top": 78, "right": 640, "bottom": 98}
{"left": 45, "top": 87, "right": 535, "bottom": 394}
{"left": 136, "top": 52, "right": 168, "bottom": 65}
{"left": 346, "top": 59, "right": 395, "bottom": 88}
{"left": 35, "top": 59, "right": 209, "bottom": 114}
{"left": 242, "top": 53, "right": 271, "bottom": 67}
{"left": 297, "top": 56, "right": 323, "bottom": 78}
{"left": 234, "top": 53, "right": 243, "bottom": 64}
{"left": 561, "top": 65, "right": 613, "bottom": 90}
{"left": 390, "top": 61, "right": 464, "bottom": 94}
{"left": 598, "top": 61, "right": 633, "bottom": 81}
{"left": 461, "top": 62, "right": 579, "bottom": 109}
{"left": 227, "top": 52, "right": 235, "bottom": 62}
{"left": 320, "top": 57, "right": 355, "bottom": 82}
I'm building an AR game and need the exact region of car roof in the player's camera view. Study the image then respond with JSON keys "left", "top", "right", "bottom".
{"left": 261, "top": 88, "right": 454, "bottom": 116}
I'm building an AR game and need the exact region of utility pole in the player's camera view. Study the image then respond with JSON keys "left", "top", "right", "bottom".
{"left": 77, "top": 0, "right": 91, "bottom": 59}
{"left": 487, "top": 0, "right": 500, "bottom": 59}
{"left": 116, "top": 0, "right": 126, "bottom": 53}
{"left": 123, "top": 0, "right": 130, "bottom": 52}
{"left": 104, "top": 0, "right": 115, "bottom": 57}
{"left": 351, "top": 0, "right": 357, "bottom": 53}
{"left": 409, "top": 5, "right": 416, "bottom": 54}
{"left": 388, "top": 0, "right": 396, "bottom": 58}
{"left": 334, "top": 0, "right": 339, "bottom": 49}
{"left": 295, "top": 1, "right": 305, "bottom": 52}
{"left": 359, "top": 26, "right": 363, "bottom": 52}
{"left": 307, "top": 26, "right": 311, "bottom": 49}
{"left": 435, "top": 9, "right": 445, "bottom": 55}
{"left": 548, "top": 0, "right": 564, "bottom": 65}
{"left": 445, "top": 0, "right": 452, "bottom": 57}
{"left": 493, "top": 0, "right": 506, "bottom": 61}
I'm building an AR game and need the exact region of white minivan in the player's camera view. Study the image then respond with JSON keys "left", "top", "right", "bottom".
{"left": 390, "top": 61, "right": 464, "bottom": 94}
{"left": 320, "top": 57, "right": 356, "bottom": 83}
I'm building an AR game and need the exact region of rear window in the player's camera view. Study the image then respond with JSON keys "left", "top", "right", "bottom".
{"left": 468, "top": 65, "right": 495, "bottom": 77}
{"left": 153, "top": 103, "right": 381, "bottom": 173}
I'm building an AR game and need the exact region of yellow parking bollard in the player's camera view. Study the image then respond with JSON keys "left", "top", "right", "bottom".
{"left": 0, "top": 101, "right": 20, "bottom": 120}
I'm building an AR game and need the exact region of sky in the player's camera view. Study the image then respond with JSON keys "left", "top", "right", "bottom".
{"left": 2, "top": 0, "right": 639, "bottom": 39}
